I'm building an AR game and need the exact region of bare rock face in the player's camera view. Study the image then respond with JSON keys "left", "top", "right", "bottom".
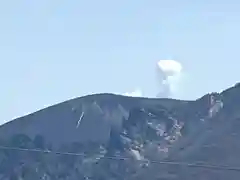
{"left": 0, "top": 85, "right": 240, "bottom": 180}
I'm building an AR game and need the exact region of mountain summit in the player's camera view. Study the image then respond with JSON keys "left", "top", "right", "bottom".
{"left": 1, "top": 84, "right": 240, "bottom": 179}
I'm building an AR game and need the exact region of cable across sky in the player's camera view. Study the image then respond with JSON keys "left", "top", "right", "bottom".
{"left": 0, "top": 145, "right": 239, "bottom": 172}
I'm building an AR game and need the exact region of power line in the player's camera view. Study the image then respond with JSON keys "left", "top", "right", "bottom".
{"left": 0, "top": 145, "right": 240, "bottom": 172}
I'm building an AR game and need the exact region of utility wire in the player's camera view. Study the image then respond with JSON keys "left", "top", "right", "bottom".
{"left": 0, "top": 145, "right": 240, "bottom": 172}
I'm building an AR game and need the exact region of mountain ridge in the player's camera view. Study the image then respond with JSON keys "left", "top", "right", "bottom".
{"left": 0, "top": 84, "right": 240, "bottom": 179}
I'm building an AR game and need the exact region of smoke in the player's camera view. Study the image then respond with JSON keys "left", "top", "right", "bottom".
{"left": 123, "top": 88, "right": 143, "bottom": 97}
{"left": 122, "top": 59, "right": 184, "bottom": 98}
{"left": 156, "top": 59, "right": 183, "bottom": 98}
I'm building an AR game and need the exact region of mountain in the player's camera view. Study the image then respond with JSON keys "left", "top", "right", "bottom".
{"left": 0, "top": 84, "right": 240, "bottom": 179}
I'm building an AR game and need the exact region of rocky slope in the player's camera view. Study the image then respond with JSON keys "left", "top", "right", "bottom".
{"left": 0, "top": 84, "right": 240, "bottom": 179}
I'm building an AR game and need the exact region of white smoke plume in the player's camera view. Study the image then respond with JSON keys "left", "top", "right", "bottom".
{"left": 156, "top": 59, "right": 183, "bottom": 98}
{"left": 123, "top": 88, "right": 143, "bottom": 97}
{"left": 122, "top": 59, "right": 183, "bottom": 98}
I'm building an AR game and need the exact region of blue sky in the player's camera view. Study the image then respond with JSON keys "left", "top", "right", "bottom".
{"left": 0, "top": 0, "right": 240, "bottom": 122}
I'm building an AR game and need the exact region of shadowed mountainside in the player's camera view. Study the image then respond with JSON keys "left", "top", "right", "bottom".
{"left": 0, "top": 84, "right": 240, "bottom": 179}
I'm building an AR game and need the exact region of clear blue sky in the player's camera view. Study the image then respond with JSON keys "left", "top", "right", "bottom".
{"left": 0, "top": 0, "right": 240, "bottom": 122}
